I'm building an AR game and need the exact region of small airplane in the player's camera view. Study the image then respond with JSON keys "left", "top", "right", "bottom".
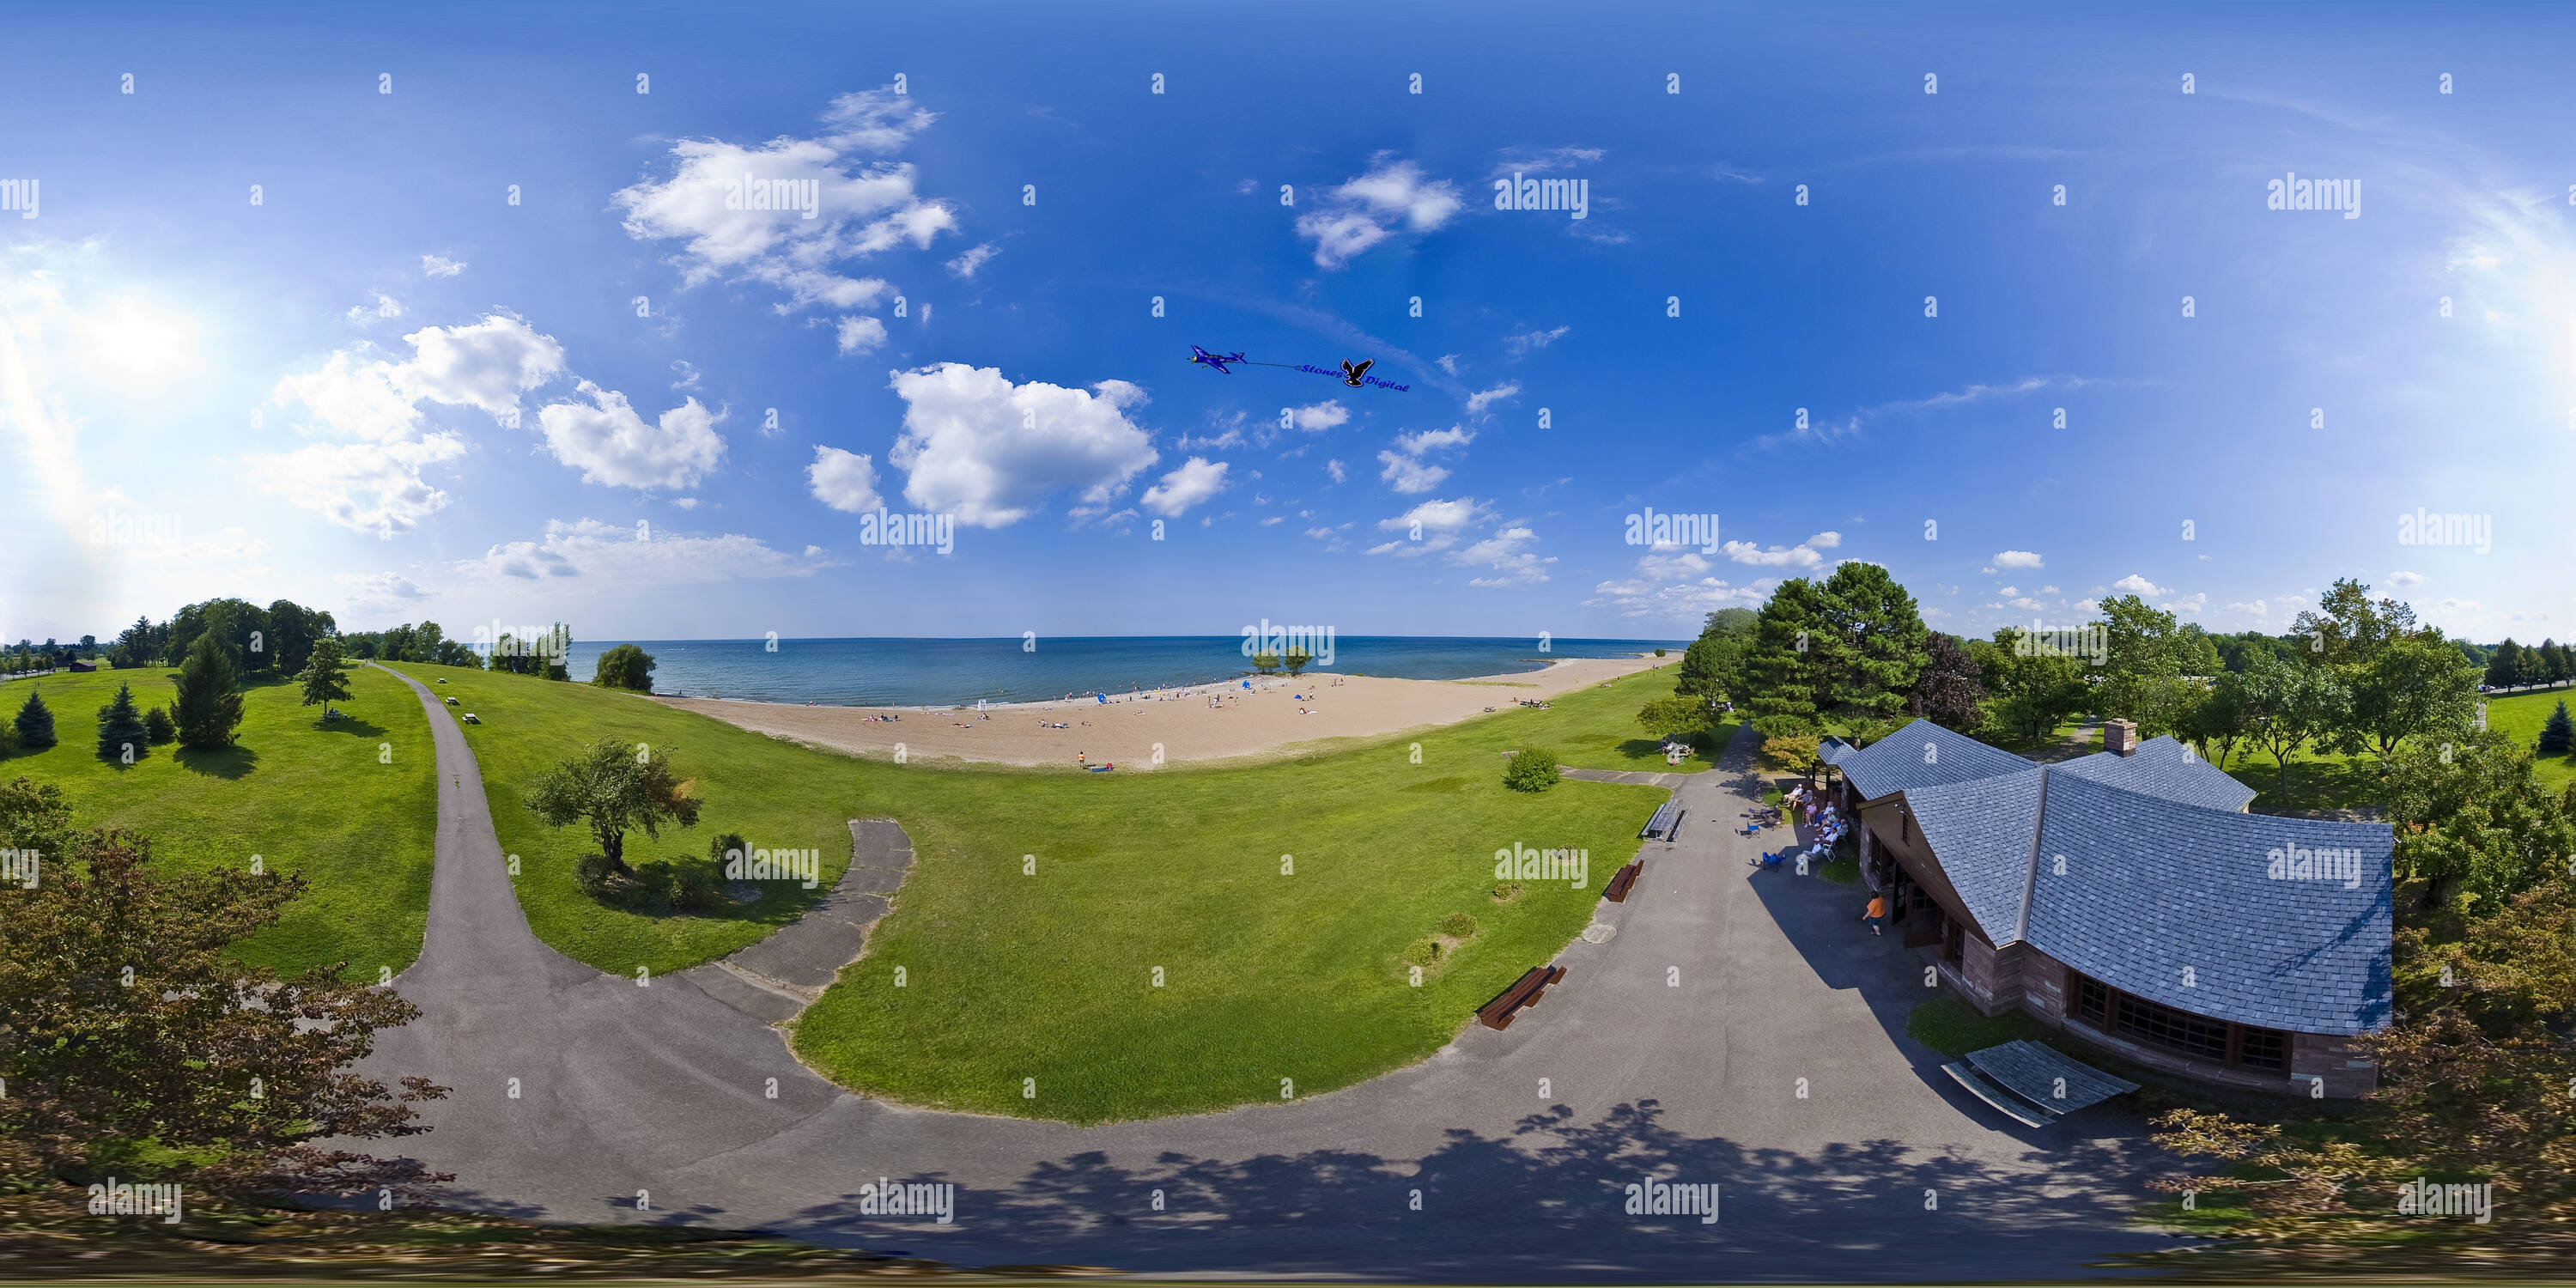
{"left": 1340, "top": 358, "right": 1374, "bottom": 387}
{"left": 1188, "top": 345, "right": 1247, "bottom": 374}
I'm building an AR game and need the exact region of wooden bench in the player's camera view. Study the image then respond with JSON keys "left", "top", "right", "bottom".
{"left": 1602, "top": 860, "right": 1643, "bottom": 902}
{"left": 1475, "top": 963, "right": 1566, "bottom": 1030}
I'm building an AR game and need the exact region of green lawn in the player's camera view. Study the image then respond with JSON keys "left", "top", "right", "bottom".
{"left": 2482, "top": 687, "right": 2576, "bottom": 793}
{"left": 1463, "top": 662, "right": 1735, "bottom": 773}
{"left": 393, "top": 661, "right": 1670, "bottom": 1123}
{"left": 0, "top": 666, "right": 435, "bottom": 979}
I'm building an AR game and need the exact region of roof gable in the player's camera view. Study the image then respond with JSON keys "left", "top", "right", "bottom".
{"left": 1899, "top": 767, "right": 2045, "bottom": 943}
{"left": 2052, "top": 736, "right": 2258, "bottom": 812}
{"left": 1838, "top": 719, "right": 2034, "bottom": 800}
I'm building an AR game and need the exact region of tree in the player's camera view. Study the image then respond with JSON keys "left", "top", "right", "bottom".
{"left": 1674, "top": 607, "right": 1758, "bottom": 701}
{"left": 263, "top": 599, "right": 334, "bottom": 677}
{"left": 2288, "top": 577, "right": 2422, "bottom": 668}
{"left": 1740, "top": 567, "right": 1931, "bottom": 735}
{"left": 2485, "top": 638, "right": 2524, "bottom": 690}
{"left": 1281, "top": 647, "right": 1311, "bottom": 677}
{"left": 296, "top": 636, "right": 355, "bottom": 721}
{"left": 1250, "top": 651, "right": 1280, "bottom": 675}
{"left": 94, "top": 683, "right": 149, "bottom": 762}
{"left": 0, "top": 823, "right": 449, "bottom": 1197}
{"left": 1502, "top": 747, "right": 1560, "bottom": 793}
{"left": 2383, "top": 729, "right": 2575, "bottom": 912}
{"left": 172, "top": 632, "right": 246, "bottom": 750}
{"left": 0, "top": 776, "right": 74, "bottom": 855}
{"left": 1760, "top": 732, "right": 1822, "bottom": 782}
{"left": 2343, "top": 634, "right": 2481, "bottom": 761}
{"left": 2540, "top": 639, "right": 2573, "bottom": 685}
{"left": 2539, "top": 701, "right": 2574, "bottom": 757}
{"left": 592, "top": 643, "right": 657, "bottom": 691}
{"left": 1637, "top": 695, "right": 1710, "bottom": 743}
{"left": 12, "top": 690, "right": 57, "bottom": 750}
{"left": 142, "top": 705, "right": 174, "bottom": 745}
{"left": 540, "top": 623, "right": 572, "bottom": 681}
{"left": 2183, "top": 677, "right": 2251, "bottom": 770}
{"left": 1982, "top": 627, "right": 2090, "bottom": 742}
{"left": 2091, "top": 595, "right": 2203, "bottom": 738}
{"left": 523, "top": 738, "right": 702, "bottom": 874}
{"left": 2220, "top": 651, "right": 2351, "bottom": 797}
{"left": 1905, "top": 632, "right": 1985, "bottom": 732}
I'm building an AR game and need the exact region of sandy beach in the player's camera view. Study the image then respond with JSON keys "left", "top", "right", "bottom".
{"left": 659, "top": 653, "right": 1676, "bottom": 769}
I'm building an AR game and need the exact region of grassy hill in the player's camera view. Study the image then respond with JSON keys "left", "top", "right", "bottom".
{"left": 386, "top": 660, "right": 1674, "bottom": 1123}
{"left": 0, "top": 665, "right": 435, "bottom": 978}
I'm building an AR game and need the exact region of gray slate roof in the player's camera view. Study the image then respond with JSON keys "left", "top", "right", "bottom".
{"left": 1860, "top": 724, "right": 2393, "bottom": 1036}
{"left": 2052, "top": 735, "right": 2258, "bottom": 812}
{"left": 2025, "top": 772, "right": 2392, "bottom": 1035}
{"left": 1837, "top": 719, "right": 2035, "bottom": 799}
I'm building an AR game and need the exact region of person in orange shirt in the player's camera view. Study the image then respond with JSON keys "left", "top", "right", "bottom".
{"left": 1862, "top": 894, "right": 1886, "bottom": 936}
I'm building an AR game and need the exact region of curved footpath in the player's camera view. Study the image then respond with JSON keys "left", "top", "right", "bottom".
{"left": 362, "top": 666, "right": 2168, "bottom": 1279}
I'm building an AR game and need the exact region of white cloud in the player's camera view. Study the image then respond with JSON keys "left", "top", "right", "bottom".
{"left": 885, "top": 362, "right": 1158, "bottom": 527}
{"left": 1141, "top": 456, "right": 1230, "bottom": 516}
{"left": 2439, "top": 598, "right": 2481, "bottom": 613}
{"left": 1291, "top": 400, "right": 1350, "bottom": 432}
{"left": 1370, "top": 496, "right": 1490, "bottom": 553}
{"left": 670, "top": 496, "right": 698, "bottom": 510}
{"left": 1457, "top": 526, "right": 1553, "bottom": 587}
{"left": 1720, "top": 539, "right": 1824, "bottom": 569}
{"left": 251, "top": 434, "right": 468, "bottom": 539}
{"left": 403, "top": 315, "right": 569, "bottom": 418}
{"left": 1504, "top": 325, "right": 1570, "bottom": 356}
{"left": 1463, "top": 382, "right": 1521, "bottom": 416}
{"left": 1806, "top": 531, "right": 1842, "bottom": 549}
{"left": 1999, "top": 586, "right": 2020, "bottom": 598}
{"left": 421, "top": 255, "right": 466, "bottom": 278}
{"left": 1293, "top": 156, "right": 1463, "bottom": 268}
{"left": 334, "top": 571, "right": 429, "bottom": 605}
{"left": 2038, "top": 584, "right": 2058, "bottom": 595}
{"left": 835, "top": 315, "right": 889, "bottom": 355}
{"left": 1376, "top": 425, "right": 1473, "bottom": 495}
{"left": 670, "top": 359, "right": 702, "bottom": 391}
{"left": 1992, "top": 550, "right": 2044, "bottom": 569}
{"left": 2111, "top": 573, "right": 2169, "bottom": 597}
{"left": 1324, "top": 458, "right": 1347, "bottom": 483}
{"left": 806, "top": 445, "right": 884, "bottom": 513}
{"left": 1435, "top": 354, "right": 1461, "bottom": 376}
{"left": 2388, "top": 570, "right": 2426, "bottom": 587}
{"left": 345, "top": 292, "right": 403, "bottom": 325}
{"left": 612, "top": 88, "right": 953, "bottom": 311}
{"left": 945, "top": 242, "right": 999, "bottom": 277}
{"left": 533, "top": 382, "right": 726, "bottom": 490}
{"left": 2073, "top": 598, "right": 2101, "bottom": 614}
{"left": 467, "top": 518, "right": 818, "bottom": 585}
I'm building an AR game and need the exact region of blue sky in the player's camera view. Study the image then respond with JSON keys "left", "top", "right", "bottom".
{"left": 3, "top": 1, "right": 2571, "bottom": 647}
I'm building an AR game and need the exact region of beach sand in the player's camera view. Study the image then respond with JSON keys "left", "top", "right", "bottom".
{"left": 658, "top": 654, "right": 1677, "bottom": 769}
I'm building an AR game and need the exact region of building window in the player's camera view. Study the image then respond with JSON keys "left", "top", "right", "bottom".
{"left": 2076, "top": 975, "right": 2109, "bottom": 1026}
{"left": 2236, "top": 1025, "right": 2288, "bottom": 1071}
{"left": 2069, "top": 972, "right": 2286, "bottom": 1071}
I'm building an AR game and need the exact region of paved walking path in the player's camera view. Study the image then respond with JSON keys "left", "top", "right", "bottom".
{"left": 362, "top": 665, "right": 2164, "bottom": 1278}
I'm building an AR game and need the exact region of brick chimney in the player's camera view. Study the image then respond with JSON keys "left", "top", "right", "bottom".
{"left": 2105, "top": 719, "right": 2138, "bottom": 756}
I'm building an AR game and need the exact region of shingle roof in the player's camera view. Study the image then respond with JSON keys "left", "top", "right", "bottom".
{"left": 1856, "top": 725, "right": 2394, "bottom": 1035}
{"left": 1900, "top": 768, "right": 2045, "bottom": 940}
{"left": 1837, "top": 719, "right": 2035, "bottom": 800}
{"left": 1818, "top": 736, "right": 1859, "bottom": 766}
{"left": 2023, "top": 772, "right": 2393, "bottom": 1036}
{"left": 2052, "top": 735, "right": 2258, "bottom": 813}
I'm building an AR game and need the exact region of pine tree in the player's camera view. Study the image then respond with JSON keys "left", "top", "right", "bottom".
{"left": 173, "top": 633, "right": 246, "bottom": 750}
{"left": 143, "top": 705, "right": 175, "bottom": 744}
{"left": 2539, "top": 700, "right": 2575, "bottom": 757}
{"left": 12, "top": 690, "right": 57, "bottom": 749}
{"left": 95, "top": 682, "right": 149, "bottom": 761}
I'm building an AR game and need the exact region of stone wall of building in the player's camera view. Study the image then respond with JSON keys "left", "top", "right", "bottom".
{"left": 2290, "top": 1030, "right": 2379, "bottom": 1097}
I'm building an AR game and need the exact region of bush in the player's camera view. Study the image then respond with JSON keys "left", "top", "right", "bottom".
{"left": 708, "top": 830, "right": 749, "bottom": 868}
{"left": 13, "top": 691, "right": 57, "bottom": 750}
{"left": 572, "top": 853, "right": 621, "bottom": 899}
{"left": 1437, "top": 912, "right": 1479, "bottom": 939}
{"left": 665, "top": 856, "right": 726, "bottom": 912}
{"left": 143, "top": 706, "right": 175, "bottom": 744}
{"left": 1503, "top": 747, "right": 1561, "bottom": 793}
{"left": 592, "top": 643, "right": 657, "bottom": 692}
{"left": 1655, "top": 647, "right": 1667, "bottom": 657}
